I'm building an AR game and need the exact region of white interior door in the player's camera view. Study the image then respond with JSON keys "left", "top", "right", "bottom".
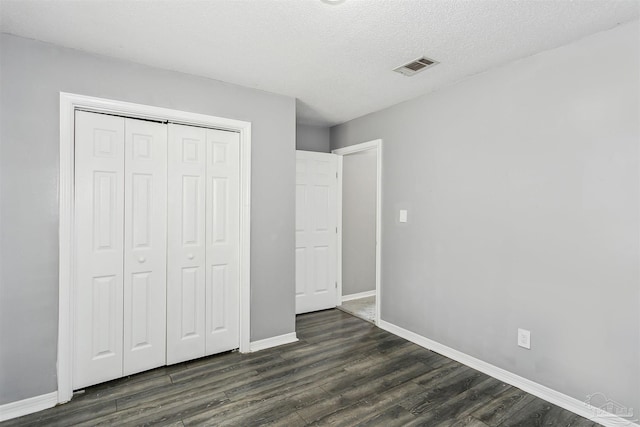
{"left": 74, "top": 111, "right": 125, "bottom": 389}
{"left": 167, "top": 124, "right": 207, "bottom": 364}
{"left": 123, "top": 118, "right": 167, "bottom": 375}
{"left": 205, "top": 129, "right": 240, "bottom": 355}
{"left": 295, "top": 151, "right": 338, "bottom": 314}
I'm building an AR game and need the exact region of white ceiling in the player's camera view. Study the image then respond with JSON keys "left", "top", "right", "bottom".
{"left": 1, "top": 0, "right": 638, "bottom": 127}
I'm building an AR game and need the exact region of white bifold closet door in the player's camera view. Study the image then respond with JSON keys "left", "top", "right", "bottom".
{"left": 74, "top": 111, "right": 167, "bottom": 389}
{"left": 167, "top": 124, "right": 240, "bottom": 364}
{"left": 123, "top": 118, "right": 167, "bottom": 376}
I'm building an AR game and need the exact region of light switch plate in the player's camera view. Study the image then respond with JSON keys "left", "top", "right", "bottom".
{"left": 399, "top": 210, "right": 408, "bottom": 223}
{"left": 518, "top": 328, "right": 531, "bottom": 349}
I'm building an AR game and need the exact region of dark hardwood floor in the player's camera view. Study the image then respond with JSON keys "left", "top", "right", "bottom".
{"left": 3, "top": 309, "right": 600, "bottom": 426}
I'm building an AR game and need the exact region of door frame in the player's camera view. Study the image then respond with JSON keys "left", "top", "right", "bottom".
{"left": 332, "top": 139, "right": 382, "bottom": 325}
{"left": 58, "top": 92, "right": 252, "bottom": 403}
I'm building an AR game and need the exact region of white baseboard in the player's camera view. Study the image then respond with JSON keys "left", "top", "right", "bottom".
{"left": 0, "top": 391, "right": 58, "bottom": 422}
{"left": 250, "top": 332, "right": 298, "bottom": 352}
{"left": 341, "top": 290, "right": 376, "bottom": 302}
{"left": 378, "top": 320, "right": 638, "bottom": 427}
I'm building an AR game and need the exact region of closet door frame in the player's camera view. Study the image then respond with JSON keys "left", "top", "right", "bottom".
{"left": 58, "top": 92, "right": 252, "bottom": 404}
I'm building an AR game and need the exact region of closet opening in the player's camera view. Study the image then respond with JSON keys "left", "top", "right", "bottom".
{"left": 58, "top": 92, "right": 252, "bottom": 404}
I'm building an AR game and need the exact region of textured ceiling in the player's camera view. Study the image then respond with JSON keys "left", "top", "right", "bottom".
{"left": 1, "top": 0, "right": 638, "bottom": 126}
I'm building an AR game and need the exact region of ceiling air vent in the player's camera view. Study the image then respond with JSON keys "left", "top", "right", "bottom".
{"left": 393, "top": 56, "right": 439, "bottom": 77}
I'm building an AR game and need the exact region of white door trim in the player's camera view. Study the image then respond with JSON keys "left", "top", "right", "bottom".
{"left": 58, "top": 92, "right": 252, "bottom": 404}
{"left": 332, "top": 139, "right": 382, "bottom": 325}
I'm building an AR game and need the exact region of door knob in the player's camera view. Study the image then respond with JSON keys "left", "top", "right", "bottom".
{"left": 138, "top": 257, "right": 146, "bottom": 263}
{"left": 187, "top": 253, "right": 195, "bottom": 260}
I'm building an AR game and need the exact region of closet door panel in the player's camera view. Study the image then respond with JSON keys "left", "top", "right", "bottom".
{"left": 167, "top": 124, "right": 207, "bottom": 364}
{"left": 123, "top": 118, "right": 167, "bottom": 375}
{"left": 74, "top": 111, "right": 125, "bottom": 389}
{"left": 205, "top": 129, "right": 240, "bottom": 355}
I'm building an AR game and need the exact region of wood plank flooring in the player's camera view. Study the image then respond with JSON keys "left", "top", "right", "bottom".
{"left": 3, "top": 309, "right": 600, "bottom": 426}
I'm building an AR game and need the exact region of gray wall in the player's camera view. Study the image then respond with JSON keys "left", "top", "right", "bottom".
{"left": 296, "top": 124, "right": 330, "bottom": 153}
{"left": 342, "top": 150, "right": 377, "bottom": 296}
{"left": 0, "top": 33, "right": 296, "bottom": 405}
{"left": 332, "top": 21, "right": 640, "bottom": 414}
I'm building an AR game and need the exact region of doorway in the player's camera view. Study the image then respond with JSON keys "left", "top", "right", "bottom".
{"left": 334, "top": 140, "right": 382, "bottom": 325}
